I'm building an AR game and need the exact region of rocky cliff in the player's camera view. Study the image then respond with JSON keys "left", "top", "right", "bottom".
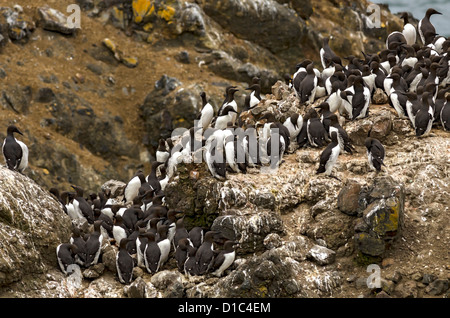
{"left": 0, "top": 0, "right": 448, "bottom": 298}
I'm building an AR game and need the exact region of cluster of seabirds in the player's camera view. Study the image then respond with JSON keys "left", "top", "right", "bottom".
{"left": 1, "top": 8, "right": 449, "bottom": 286}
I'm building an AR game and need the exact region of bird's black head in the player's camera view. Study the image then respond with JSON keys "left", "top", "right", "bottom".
{"left": 6, "top": 125, "right": 23, "bottom": 136}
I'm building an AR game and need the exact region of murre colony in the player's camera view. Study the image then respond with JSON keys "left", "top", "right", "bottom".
{"left": 2, "top": 7, "right": 449, "bottom": 287}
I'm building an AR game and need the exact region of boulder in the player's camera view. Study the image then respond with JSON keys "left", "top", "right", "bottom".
{"left": 354, "top": 176, "right": 405, "bottom": 258}
{"left": 337, "top": 179, "right": 362, "bottom": 216}
{"left": 0, "top": 167, "right": 72, "bottom": 288}
{"left": 197, "top": 0, "right": 307, "bottom": 55}
{"left": 37, "top": 5, "right": 79, "bottom": 35}
{"left": 307, "top": 245, "right": 336, "bottom": 266}
{"left": 211, "top": 212, "right": 284, "bottom": 254}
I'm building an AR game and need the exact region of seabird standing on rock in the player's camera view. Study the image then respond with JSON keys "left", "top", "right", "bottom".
{"left": 123, "top": 170, "right": 147, "bottom": 204}
{"left": 2, "top": 125, "right": 28, "bottom": 173}
{"left": 400, "top": 12, "right": 416, "bottom": 45}
{"left": 316, "top": 131, "right": 341, "bottom": 179}
{"left": 116, "top": 238, "right": 134, "bottom": 284}
{"left": 188, "top": 226, "right": 204, "bottom": 249}
{"left": 113, "top": 214, "right": 129, "bottom": 246}
{"left": 440, "top": 93, "right": 450, "bottom": 131}
{"left": 299, "top": 63, "right": 318, "bottom": 105}
{"left": 214, "top": 105, "right": 238, "bottom": 130}
{"left": 71, "top": 185, "right": 95, "bottom": 224}
{"left": 156, "top": 139, "right": 170, "bottom": 164}
{"left": 328, "top": 114, "right": 355, "bottom": 154}
{"left": 175, "top": 237, "right": 192, "bottom": 273}
{"left": 244, "top": 83, "right": 262, "bottom": 111}
{"left": 218, "top": 86, "right": 239, "bottom": 125}
{"left": 144, "top": 232, "right": 161, "bottom": 274}
{"left": 419, "top": 8, "right": 442, "bottom": 45}
{"left": 195, "top": 231, "right": 218, "bottom": 275}
{"left": 56, "top": 243, "right": 78, "bottom": 275}
{"left": 293, "top": 59, "right": 312, "bottom": 97}
{"left": 414, "top": 91, "right": 434, "bottom": 137}
{"left": 184, "top": 245, "right": 198, "bottom": 277}
{"left": 212, "top": 240, "right": 238, "bottom": 277}
{"left": 306, "top": 108, "right": 328, "bottom": 147}
{"left": 405, "top": 92, "right": 422, "bottom": 128}
{"left": 156, "top": 224, "right": 171, "bottom": 269}
{"left": 197, "top": 91, "right": 215, "bottom": 130}
{"left": 283, "top": 113, "right": 303, "bottom": 140}
{"left": 365, "top": 137, "right": 385, "bottom": 172}
{"left": 69, "top": 226, "right": 87, "bottom": 267}
{"left": 320, "top": 37, "right": 340, "bottom": 69}
{"left": 204, "top": 133, "right": 227, "bottom": 180}
{"left": 85, "top": 220, "right": 104, "bottom": 267}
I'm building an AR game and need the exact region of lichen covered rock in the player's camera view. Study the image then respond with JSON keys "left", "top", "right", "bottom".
{"left": 0, "top": 167, "right": 71, "bottom": 287}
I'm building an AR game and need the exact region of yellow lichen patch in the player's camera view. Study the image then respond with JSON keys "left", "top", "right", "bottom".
{"left": 102, "top": 38, "right": 117, "bottom": 53}
{"left": 132, "top": 0, "right": 155, "bottom": 24}
{"left": 157, "top": 5, "right": 176, "bottom": 23}
{"left": 143, "top": 22, "right": 154, "bottom": 32}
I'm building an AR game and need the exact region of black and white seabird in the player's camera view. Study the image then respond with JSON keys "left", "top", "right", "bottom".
{"left": 405, "top": 92, "right": 422, "bottom": 128}
{"left": 389, "top": 88, "right": 409, "bottom": 118}
{"left": 204, "top": 133, "right": 227, "bottom": 180}
{"left": 293, "top": 59, "right": 313, "bottom": 97}
{"left": 56, "top": 243, "right": 78, "bottom": 275}
{"left": 218, "top": 86, "right": 239, "bottom": 125}
{"left": 349, "top": 76, "right": 371, "bottom": 120}
{"left": 432, "top": 88, "right": 449, "bottom": 124}
{"left": 266, "top": 125, "right": 286, "bottom": 168}
{"left": 386, "top": 31, "right": 407, "bottom": 50}
{"left": 69, "top": 225, "right": 87, "bottom": 266}
{"left": 113, "top": 214, "right": 129, "bottom": 246}
{"left": 299, "top": 63, "right": 318, "bottom": 105}
{"left": 365, "top": 137, "right": 385, "bottom": 172}
{"left": 306, "top": 108, "right": 328, "bottom": 147}
{"left": 116, "top": 238, "right": 134, "bottom": 284}
{"left": 328, "top": 114, "right": 355, "bottom": 154}
{"left": 315, "top": 102, "right": 334, "bottom": 135}
{"left": 173, "top": 216, "right": 189, "bottom": 249}
{"left": 419, "top": 8, "right": 442, "bottom": 45}
{"left": 214, "top": 105, "right": 238, "bottom": 130}
{"left": 2, "top": 125, "right": 28, "bottom": 173}
{"left": 440, "top": 93, "right": 450, "bottom": 131}
{"left": 195, "top": 231, "right": 218, "bottom": 275}
{"left": 244, "top": 83, "right": 262, "bottom": 111}
{"left": 71, "top": 185, "right": 95, "bottom": 224}
{"left": 85, "top": 220, "right": 104, "bottom": 267}
{"left": 283, "top": 113, "right": 303, "bottom": 140}
{"left": 144, "top": 232, "right": 161, "bottom": 274}
{"left": 316, "top": 131, "right": 341, "bottom": 177}
{"left": 156, "top": 139, "right": 170, "bottom": 164}
{"left": 184, "top": 245, "right": 198, "bottom": 277}
{"left": 146, "top": 161, "right": 163, "bottom": 194}
{"left": 320, "top": 37, "right": 340, "bottom": 69}
{"left": 197, "top": 91, "right": 215, "bottom": 130}
{"left": 414, "top": 91, "right": 434, "bottom": 137}
{"left": 212, "top": 240, "right": 238, "bottom": 277}
{"left": 188, "top": 226, "right": 204, "bottom": 249}
{"left": 123, "top": 170, "right": 147, "bottom": 204}
{"left": 175, "top": 237, "right": 192, "bottom": 273}
{"left": 156, "top": 224, "right": 171, "bottom": 269}
{"left": 400, "top": 12, "right": 417, "bottom": 45}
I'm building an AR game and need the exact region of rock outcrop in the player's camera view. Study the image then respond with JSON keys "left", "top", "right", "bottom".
{"left": 0, "top": 167, "right": 71, "bottom": 288}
